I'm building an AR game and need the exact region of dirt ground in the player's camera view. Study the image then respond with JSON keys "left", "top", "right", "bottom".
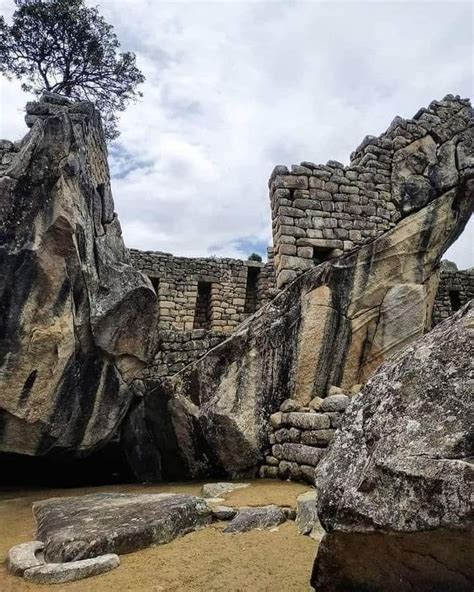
{"left": 0, "top": 479, "right": 320, "bottom": 592}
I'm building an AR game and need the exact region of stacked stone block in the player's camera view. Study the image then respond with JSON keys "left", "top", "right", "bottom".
{"left": 269, "top": 95, "right": 472, "bottom": 288}
{"left": 432, "top": 264, "right": 474, "bottom": 326}
{"left": 260, "top": 388, "right": 354, "bottom": 484}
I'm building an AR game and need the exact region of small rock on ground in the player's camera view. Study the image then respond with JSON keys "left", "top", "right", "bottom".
{"left": 201, "top": 482, "right": 250, "bottom": 499}
{"left": 212, "top": 506, "right": 237, "bottom": 520}
{"left": 224, "top": 505, "right": 287, "bottom": 534}
{"left": 23, "top": 554, "right": 120, "bottom": 584}
{"left": 7, "top": 541, "right": 44, "bottom": 576}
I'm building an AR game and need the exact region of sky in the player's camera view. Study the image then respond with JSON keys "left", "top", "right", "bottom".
{"left": 0, "top": 0, "right": 472, "bottom": 267}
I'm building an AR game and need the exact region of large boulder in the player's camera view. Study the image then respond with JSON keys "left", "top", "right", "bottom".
{"left": 0, "top": 93, "right": 156, "bottom": 458}
{"left": 125, "top": 97, "right": 473, "bottom": 480}
{"left": 34, "top": 492, "right": 212, "bottom": 561}
{"left": 311, "top": 302, "right": 474, "bottom": 591}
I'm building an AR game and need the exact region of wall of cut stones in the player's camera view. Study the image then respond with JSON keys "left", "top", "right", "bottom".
{"left": 270, "top": 95, "right": 472, "bottom": 288}
{"left": 129, "top": 248, "right": 276, "bottom": 379}
{"left": 432, "top": 264, "right": 474, "bottom": 326}
{"left": 259, "top": 388, "right": 355, "bottom": 483}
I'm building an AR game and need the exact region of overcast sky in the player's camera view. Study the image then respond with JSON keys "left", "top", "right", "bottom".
{"left": 0, "top": 0, "right": 472, "bottom": 267}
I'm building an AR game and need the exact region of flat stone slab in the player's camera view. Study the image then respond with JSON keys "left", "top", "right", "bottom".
{"left": 7, "top": 541, "right": 44, "bottom": 576}
{"left": 33, "top": 493, "right": 212, "bottom": 562}
{"left": 224, "top": 505, "right": 287, "bottom": 533}
{"left": 201, "top": 482, "right": 250, "bottom": 499}
{"left": 24, "top": 554, "right": 119, "bottom": 584}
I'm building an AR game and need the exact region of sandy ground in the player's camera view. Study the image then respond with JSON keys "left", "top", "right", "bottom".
{"left": 0, "top": 479, "right": 320, "bottom": 592}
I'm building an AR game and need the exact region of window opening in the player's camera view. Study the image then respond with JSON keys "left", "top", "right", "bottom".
{"left": 313, "top": 247, "right": 333, "bottom": 266}
{"left": 449, "top": 290, "right": 461, "bottom": 312}
{"left": 244, "top": 267, "right": 260, "bottom": 314}
{"left": 194, "top": 282, "right": 212, "bottom": 329}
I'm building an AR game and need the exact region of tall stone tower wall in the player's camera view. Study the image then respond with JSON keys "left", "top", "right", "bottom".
{"left": 270, "top": 95, "right": 473, "bottom": 288}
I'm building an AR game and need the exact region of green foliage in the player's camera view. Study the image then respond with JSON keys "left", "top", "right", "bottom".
{"left": 248, "top": 252, "right": 262, "bottom": 262}
{"left": 0, "top": 0, "right": 145, "bottom": 140}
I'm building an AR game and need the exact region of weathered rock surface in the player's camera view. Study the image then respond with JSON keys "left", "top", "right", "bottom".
{"left": 127, "top": 96, "right": 472, "bottom": 480}
{"left": 296, "top": 491, "right": 320, "bottom": 539}
{"left": 24, "top": 554, "right": 120, "bottom": 584}
{"left": 0, "top": 93, "right": 156, "bottom": 458}
{"left": 34, "top": 492, "right": 212, "bottom": 561}
{"left": 7, "top": 541, "right": 44, "bottom": 576}
{"left": 312, "top": 302, "right": 474, "bottom": 591}
{"left": 223, "top": 505, "right": 287, "bottom": 533}
{"left": 201, "top": 482, "right": 250, "bottom": 499}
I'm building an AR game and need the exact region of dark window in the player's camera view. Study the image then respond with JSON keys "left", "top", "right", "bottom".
{"left": 449, "top": 290, "right": 461, "bottom": 312}
{"left": 313, "top": 247, "right": 333, "bottom": 266}
{"left": 244, "top": 267, "right": 260, "bottom": 314}
{"left": 194, "top": 282, "right": 212, "bottom": 329}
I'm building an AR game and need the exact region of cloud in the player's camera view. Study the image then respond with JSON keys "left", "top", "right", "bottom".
{"left": 0, "top": 0, "right": 472, "bottom": 266}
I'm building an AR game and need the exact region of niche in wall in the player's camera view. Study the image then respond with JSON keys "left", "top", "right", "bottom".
{"left": 449, "top": 289, "right": 461, "bottom": 311}
{"left": 244, "top": 267, "right": 260, "bottom": 314}
{"left": 194, "top": 281, "right": 212, "bottom": 329}
{"left": 313, "top": 247, "right": 333, "bottom": 266}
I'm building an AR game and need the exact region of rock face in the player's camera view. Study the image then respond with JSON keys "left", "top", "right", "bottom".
{"left": 126, "top": 97, "right": 473, "bottom": 480}
{"left": 311, "top": 302, "right": 474, "bottom": 592}
{"left": 34, "top": 492, "right": 212, "bottom": 561}
{"left": 0, "top": 93, "right": 156, "bottom": 458}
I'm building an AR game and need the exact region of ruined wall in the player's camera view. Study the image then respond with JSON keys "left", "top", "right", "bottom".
{"left": 270, "top": 95, "right": 472, "bottom": 288}
{"left": 433, "top": 265, "right": 474, "bottom": 325}
{"left": 130, "top": 248, "right": 276, "bottom": 379}
{"left": 130, "top": 249, "right": 275, "bottom": 333}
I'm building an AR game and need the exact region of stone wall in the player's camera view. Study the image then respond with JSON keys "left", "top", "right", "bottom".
{"left": 141, "top": 330, "right": 225, "bottom": 381}
{"left": 259, "top": 389, "right": 354, "bottom": 484}
{"left": 433, "top": 264, "right": 474, "bottom": 326}
{"left": 130, "top": 249, "right": 275, "bottom": 333}
{"left": 130, "top": 248, "right": 276, "bottom": 379}
{"left": 270, "top": 95, "right": 472, "bottom": 288}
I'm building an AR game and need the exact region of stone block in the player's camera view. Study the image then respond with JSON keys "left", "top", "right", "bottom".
{"left": 297, "top": 247, "right": 314, "bottom": 259}
{"left": 300, "top": 429, "right": 336, "bottom": 447}
{"left": 320, "top": 394, "right": 350, "bottom": 412}
{"left": 259, "top": 465, "right": 279, "bottom": 479}
{"left": 279, "top": 244, "right": 297, "bottom": 256}
{"left": 273, "top": 443, "right": 326, "bottom": 467}
{"left": 282, "top": 412, "right": 331, "bottom": 430}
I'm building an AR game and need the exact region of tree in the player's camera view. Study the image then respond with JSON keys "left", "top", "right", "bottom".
{"left": 248, "top": 252, "right": 262, "bottom": 262}
{"left": 0, "top": 0, "right": 145, "bottom": 140}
